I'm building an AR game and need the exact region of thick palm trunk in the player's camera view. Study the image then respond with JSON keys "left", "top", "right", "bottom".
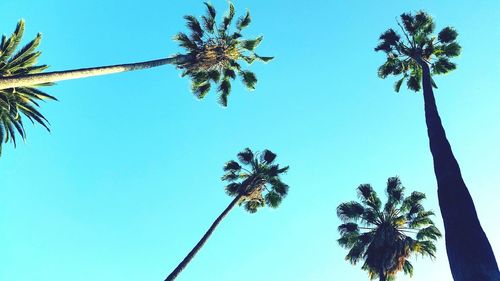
{"left": 164, "top": 194, "right": 242, "bottom": 281}
{"left": 420, "top": 62, "right": 500, "bottom": 281}
{"left": 0, "top": 55, "right": 192, "bottom": 90}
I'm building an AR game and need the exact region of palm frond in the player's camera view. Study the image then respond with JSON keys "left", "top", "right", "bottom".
{"left": 357, "top": 184, "right": 382, "bottom": 211}
{"left": 376, "top": 11, "right": 460, "bottom": 93}
{"left": 337, "top": 177, "right": 440, "bottom": 279}
{"left": 261, "top": 149, "right": 276, "bottom": 164}
{"left": 202, "top": 2, "right": 216, "bottom": 33}
{"left": 337, "top": 201, "right": 365, "bottom": 222}
{"left": 240, "top": 70, "right": 257, "bottom": 90}
{"left": 438, "top": 27, "right": 458, "bottom": 43}
{"left": 222, "top": 148, "right": 289, "bottom": 213}
{"left": 0, "top": 20, "right": 54, "bottom": 155}
{"left": 236, "top": 10, "right": 251, "bottom": 31}
{"left": 237, "top": 148, "right": 254, "bottom": 165}
{"left": 264, "top": 191, "right": 282, "bottom": 208}
{"left": 239, "top": 36, "right": 263, "bottom": 51}
{"left": 220, "top": 2, "right": 235, "bottom": 34}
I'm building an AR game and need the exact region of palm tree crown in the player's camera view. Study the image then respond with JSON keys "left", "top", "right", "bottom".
{"left": 222, "top": 148, "right": 289, "bottom": 213}
{"left": 375, "top": 11, "right": 461, "bottom": 92}
{"left": 337, "top": 177, "right": 441, "bottom": 281}
{"left": 174, "top": 2, "right": 273, "bottom": 106}
{"left": 0, "top": 20, "right": 56, "bottom": 156}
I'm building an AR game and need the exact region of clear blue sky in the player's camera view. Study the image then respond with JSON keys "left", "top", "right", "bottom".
{"left": 1, "top": 1, "right": 499, "bottom": 281}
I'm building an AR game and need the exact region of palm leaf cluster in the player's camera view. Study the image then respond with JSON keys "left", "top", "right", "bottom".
{"left": 173, "top": 2, "right": 273, "bottom": 106}
{"left": 375, "top": 11, "right": 461, "bottom": 92}
{"left": 337, "top": 177, "right": 441, "bottom": 280}
{"left": 0, "top": 20, "right": 56, "bottom": 156}
{"left": 222, "top": 148, "right": 289, "bottom": 213}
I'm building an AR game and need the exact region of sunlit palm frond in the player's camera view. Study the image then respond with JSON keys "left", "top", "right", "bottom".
{"left": 375, "top": 11, "right": 461, "bottom": 92}
{"left": 173, "top": 2, "right": 272, "bottom": 106}
{"left": 0, "top": 20, "right": 55, "bottom": 156}
{"left": 222, "top": 148, "right": 289, "bottom": 213}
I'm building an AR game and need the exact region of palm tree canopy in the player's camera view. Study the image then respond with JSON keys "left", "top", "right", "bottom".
{"left": 375, "top": 11, "right": 461, "bottom": 92}
{"left": 222, "top": 148, "right": 289, "bottom": 213}
{"left": 337, "top": 177, "right": 441, "bottom": 280}
{"left": 0, "top": 20, "right": 56, "bottom": 156}
{"left": 173, "top": 2, "right": 273, "bottom": 106}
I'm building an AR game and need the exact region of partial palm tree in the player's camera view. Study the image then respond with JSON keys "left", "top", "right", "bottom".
{"left": 375, "top": 11, "right": 499, "bottom": 281}
{"left": 337, "top": 177, "right": 441, "bottom": 281}
{"left": 0, "top": 3, "right": 272, "bottom": 156}
{"left": 164, "top": 148, "right": 289, "bottom": 281}
{"left": 0, "top": 20, "right": 56, "bottom": 156}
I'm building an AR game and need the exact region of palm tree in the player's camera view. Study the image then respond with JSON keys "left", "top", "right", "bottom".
{"left": 337, "top": 177, "right": 441, "bottom": 281}
{"left": 0, "top": 20, "right": 56, "bottom": 156}
{"left": 375, "top": 11, "right": 500, "bottom": 281}
{"left": 164, "top": 148, "right": 289, "bottom": 281}
{"left": 0, "top": 3, "right": 272, "bottom": 156}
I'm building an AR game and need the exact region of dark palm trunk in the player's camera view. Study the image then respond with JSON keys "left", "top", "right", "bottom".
{"left": 379, "top": 269, "right": 387, "bottom": 281}
{"left": 0, "top": 55, "right": 192, "bottom": 90}
{"left": 419, "top": 61, "right": 500, "bottom": 281}
{"left": 164, "top": 194, "right": 242, "bottom": 281}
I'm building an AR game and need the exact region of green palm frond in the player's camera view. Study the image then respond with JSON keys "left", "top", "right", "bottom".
{"left": 337, "top": 201, "right": 365, "bottom": 222}
{"left": 357, "top": 184, "right": 382, "bottom": 211}
{"left": 402, "top": 260, "right": 414, "bottom": 277}
{"left": 219, "top": 2, "right": 235, "bottom": 34}
{"left": 236, "top": 10, "right": 251, "bottom": 31}
{"left": 174, "top": 2, "right": 272, "bottom": 106}
{"left": 0, "top": 20, "right": 55, "bottom": 156}
{"left": 237, "top": 147, "right": 254, "bottom": 164}
{"left": 337, "top": 177, "right": 440, "bottom": 280}
{"left": 375, "top": 11, "right": 461, "bottom": 92}
{"left": 202, "top": 2, "right": 216, "bottom": 33}
{"left": 222, "top": 148, "right": 289, "bottom": 213}
{"left": 261, "top": 149, "right": 277, "bottom": 164}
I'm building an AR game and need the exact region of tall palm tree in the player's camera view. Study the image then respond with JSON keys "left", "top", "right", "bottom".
{"left": 337, "top": 177, "right": 441, "bottom": 281}
{"left": 0, "top": 3, "right": 272, "bottom": 156}
{"left": 375, "top": 11, "right": 500, "bottom": 281}
{"left": 164, "top": 148, "right": 289, "bottom": 281}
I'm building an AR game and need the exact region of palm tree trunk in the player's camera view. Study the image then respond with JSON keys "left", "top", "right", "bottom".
{"left": 0, "top": 55, "right": 192, "bottom": 90}
{"left": 164, "top": 194, "right": 242, "bottom": 281}
{"left": 419, "top": 61, "right": 500, "bottom": 281}
{"left": 378, "top": 267, "right": 387, "bottom": 281}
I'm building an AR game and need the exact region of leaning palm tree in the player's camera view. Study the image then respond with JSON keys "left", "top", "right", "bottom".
{"left": 337, "top": 177, "right": 441, "bottom": 281}
{"left": 375, "top": 11, "right": 499, "bottom": 281}
{"left": 0, "top": 3, "right": 272, "bottom": 156}
{"left": 164, "top": 148, "right": 289, "bottom": 281}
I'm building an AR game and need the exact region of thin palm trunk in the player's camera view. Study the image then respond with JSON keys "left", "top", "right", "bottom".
{"left": 420, "top": 62, "right": 500, "bottom": 281}
{"left": 164, "top": 194, "right": 242, "bottom": 281}
{"left": 0, "top": 55, "right": 192, "bottom": 90}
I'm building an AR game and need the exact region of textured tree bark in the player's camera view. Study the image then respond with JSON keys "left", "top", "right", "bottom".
{"left": 419, "top": 60, "right": 500, "bottom": 281}
{"left": 164, "top": 194, "right": 242, "bottom": 281}
{"left": 0, "top": 55, "right": 192, "bottom": 90}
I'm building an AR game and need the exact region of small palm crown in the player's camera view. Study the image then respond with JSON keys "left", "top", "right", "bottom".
{"left": 337, "top": 177, "right": 441, "bottom": 280}
{"left": 375, "top": 11, "right": 461, "bottom": 92}
{"left": 0, "top": 20, "right": 55, "bottom": 155}
{"left": 222, "top": 148, "right": 289, "bottom": 213}
{"left": 173, "top": 2, "right": 273, "bottom": 106}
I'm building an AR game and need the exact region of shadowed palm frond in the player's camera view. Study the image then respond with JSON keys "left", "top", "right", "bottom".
{"left": 337, "top": 177, "right": 441, "bottom": 280}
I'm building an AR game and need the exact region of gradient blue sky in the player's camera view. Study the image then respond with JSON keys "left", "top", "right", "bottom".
{"left": 1, "top": 1, "right": 499, "bottom": 281}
